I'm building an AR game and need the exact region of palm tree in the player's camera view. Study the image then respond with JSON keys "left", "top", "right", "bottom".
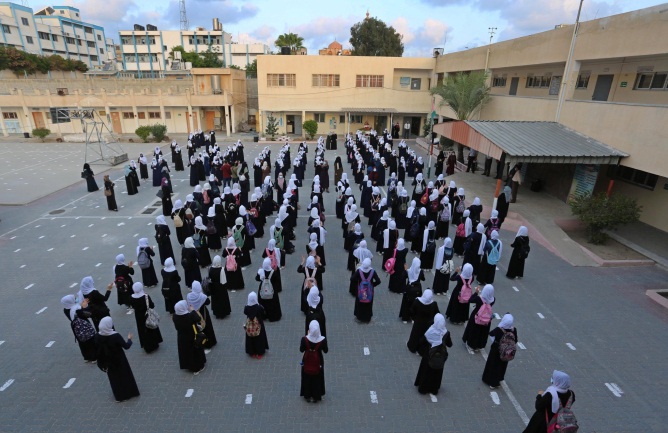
{"left": 274, "top": 32, "right": 305, "bottom": 54}
{"left": 430, "top": 71, "right": 490, "bottom": 161}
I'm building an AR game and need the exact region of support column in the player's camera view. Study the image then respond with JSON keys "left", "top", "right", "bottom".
{"left": 158, "top": 89, "right": 166, "bottom": 124}
{"left": 18, "top": 89, "right": 35, "bottom": 134}
{"left": 301, "top": 110, "right": 306, "bottom": 139}
{"left": 0, "top": 106, "right": 8, "bottom": 137}
{"left": 187, "top": 105, "right": 194, "bottom": 133}
{"left": 223, "top": 93, "right": 231, "bottom": 137}
{"left": 227, "top": 92, "right": 236, "bottom": 133}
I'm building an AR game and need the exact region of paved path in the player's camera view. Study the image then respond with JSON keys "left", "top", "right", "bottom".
{"left": 0, "top": 140, "right": 666, "bottom": 432}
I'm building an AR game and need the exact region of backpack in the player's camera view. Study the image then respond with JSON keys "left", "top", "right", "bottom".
{"left": 249, "top": 207, "right": 259, "bottom": 218}
{"left": 71, "top": 317, "right": 96, "bottom": 343}
{"left": 409, "top": 220, "right": 420, "bottom": 240}
{"left": 225, "top": 248, "right": 238, "bottom": 271}
{"left": 261, "top": 183, "right": 270, "bottom": 199}
{"left": 399, "top": 201, "right": 408, "bottom": 214}
{"left": 427, "top": 344, "right": 448, "bottom": 369}
{"left": 384, "top": 249, "right": 397, "bottom": 275}
{"left": 114, "top": 274, "right": 132, "bottom": 294}
{"left": 420, "top": 191, "right": 429, "bottom": 205}
{"left": 137, "top": 248, "right": 151, "bottom": 270}
{"left": 173, "top": 214, "right": 183, "bottom": 228}
{"left": 498, "top": 329, "right": 517, "bottom": 362}
{"left": 245, "top": 316, "right": 261, "bottom": 337}
{"left": 486, "top": 240, "right": 501, "bottom": 265}
{"left": 475, "top": 303, "right": 493, "bottom": 325}
{"left": 302, "top": 339, "right": 322, "bottom": 375}
{"left": 520, "top": 240, "right": 531, "bottom": 259}
{"left": 439, "top": 259, "right": 455, "bottom": 275}
{"left": 273, "top": 227, "right": 284, "bottom": 249}
{"left": 201, "top": 276, "right": 212, "bottom": 296}
{"left": 547, "top": 394, "right": 579, "bottom": 433}
{"left": 357, "top": 269, "right": 374, "bottom": 303}
{"left": 192, "top": 232, "right": 202, "bottom": 248}
{"left": 439, "top": 207, "right": 451, "bottom": 222}
{"left": 203, "top": 190, "right": 210, "bottom": 205}
{"left": 206, "top": 220, "right": 216, "bottom": 235}
{"left": 259, "top": 270, "right": 274, "bottom": 300}
{"left": 266, "top": 249, "right": 278, "bottom": 270}
{"left": 486, "top": 219, "right": 500, "bottom": 238}
{"left": 414, "top": 181, "right": 424, "bottom": 195}
{"left": 457, "top": 276, "right": 473, "bottom": 303}
{"left": 455, "top": 199, "right": 466, "bottom": 214}
{"left": 233, "top": 227, "right": 244, "bottom": 248}
{"left": 144, "top": 295, "right": 160, "bottom": 329}
{"left": 430, "top": 199, "right": 439, "bottom": 213}
{"left": 246, "top": 220, "right": 258, "bottom": 236}
{"left": 425, "top": 231, "right": 436, "bottom": 254}
{"left": 456, "top": 223, "right": 465, "bottom": 238}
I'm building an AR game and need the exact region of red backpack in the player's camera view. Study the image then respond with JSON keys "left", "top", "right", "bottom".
{"left": 458, "top": 276, "right": 473, "bottom": 303}
{"left": 456, "top": 223, "right": 466, "bottom": 238}
{"left": 266, "top": 249, "right": 278, "bottom": 270}
{"left": 302, "top": 339, "right": 322, "bottom": 375}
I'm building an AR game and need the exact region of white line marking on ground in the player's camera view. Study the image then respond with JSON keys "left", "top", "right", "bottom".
{"left": 70, "top": 283, "right": 77, "bottom": 288}
{"left": 370, "top": 390, "right": 378, "bottom": 403}
{"left": 101, "top": 217, "right": 105, "bottom": 220}
{"left": 75, "top": 217, "right": 80, "bottom": 219}
{"left": 133, "top": 233, "right": 139, "bottom": 237}
{"left": 185, "top": 389, "right": 194, "bottom": 398}
{"left": 14, "top": 249, "right": 20, "bottom": 253}
{"left": 70, "top": 235, "right": 76, "bottom": 238}
{"left": 566, "top": 343, "right": 576, "bottom": 350}
{"left": 0, "top": 379, "right": 14, "bottom": 391}
{"left": 10, "top": 236, "right": 16, "bottom": 239}
{"left": 245, "top": 394, "right": 253, "bottom": 404}
{"left": 58, "top": 263, "right": 65, "bottom": 268}
{"left": 35, "top": 225, "right": 40, "bottom": 228}
{"left": 0, "top": 341, "right": 4, "bottom": 346}
{"left": 117, "top": 222, "right": 125, "bottom": 226}
{"left": 518, "top": 342, "right": 526, "bottom": 350}
{"left": 63, "top": 378, "right": 76, "bottom": 389}
{"left": 95, "top": 263, "right": 102, "bottom": 267}
{"left": 88, "top": 224, "right": 94, "bottom": 227}
{"left": 481, "top": 348, "right": 530, "bottom": 425}
{"left": 493, "top": 313, "right": 501, "bottom": 319}
{"left": 101, "top": 234, "right": 107, "bottom": 237}
{"left": 47, "top": 248, "right": 54, "bottom": 251}
{"left": 537, "top": 313, "right": 545, "bottom": 319}
{"left": 605, "top": 383, "right": 623, "bottom": 397}
{"left": 512, "top": 286, "right": 519, "bottom": 292}
{"left": 490, "top": 391, "right": 501, "bottom": 405}
{"left": 82, "top": 247, "right": 89, "bottom": 251}
{"left": 430, "top": 394, "right": 438, "bottom": 403}
{"left": 61, "top": 224, "right": 66, "bottom": 228}
{"left": 363, "top": 347, "right": 370, "bottom": 355}
{"left": 20, "top": 265, "right": 25, "bottom": 268}
{"left": 147, "top": 222, "right": 152, "bottom": 225}
{"left": 24, "top": 283, "right": 34, "bottom": 290}
{"left": 45, "top": 341, "right": 55, "bottom": 347}
{"left": 126, "top": 309, "right": 133, "bottom": 315}
{"left": 38, "top": 235, "right": 45, "bottom": 239}
{"left": 35, "top": 307, "right": 47, "bottom": 314}
{"left": 119, "top": 245, "right": 125, "bottom": 248}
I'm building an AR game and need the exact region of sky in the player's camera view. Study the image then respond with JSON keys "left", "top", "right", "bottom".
{"left": 52, "top": 0, "right": 667, "bottom": 56}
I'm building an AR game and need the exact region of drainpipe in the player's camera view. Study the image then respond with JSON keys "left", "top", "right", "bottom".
{"left": 555, "top": 0, "right": 584, "bottom": 123}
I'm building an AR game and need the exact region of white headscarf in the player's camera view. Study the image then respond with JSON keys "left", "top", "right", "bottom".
{"left": 480, "top": 284, "right": 495, "bottom": 304}
{"left": 306, "top": 287, "right": 320, "bottom": 309}
{"left": 308, "top": 233, "right": 319, "bottom": 252}
{"left": 80, "top": 276, "right": 96, "bottom": 296}
{"left": 345, "top": 204, "right": 359, "bottom": 223}
{"left": 464, "top": 211, "right": 472, "bottom": 237}
{"left": 396, "top": 238, "right": 406, "bottom": 251}
{"left": 360, "top": 258, "right": 372, "bottom": 273}
{"left": 164, "top": 257, "right": 176, "bottom": 272}
{"left": 461, "top": 263, "right": 474, "bottom": 279}
{"left": 258, "top": 257, "right": 273, "bottom": 278}
{"left": 187, "top": 281, "right": 207, "bottom": 310}
{"left": 131, "top": 282, "right": 146, "bottom": 299}
{"left": 517, "top": 226, "right": 528, "bottom": 237}
{"left": 98, "top": 317, "right": 117, "bottom": 336}
{"left": 354, "top": 223, "right": 362, "bottom": 235}
{"left": 212, "top": 255, "right": 222, "bottom": 268}
{"left": 473, "top": 197, "right": 481, "bottom": 206}
{"left": 173, "top": 199, "right": 183, "bottom": 211}
{"left": 424, "top": 313, "right": 447, "bottom": 347}
{"left": 174, "top": 300, "right": 189, "bottom": 315}
{"left": 136, "top": 238, "right": 149, "bottom": 256}
{"left": 477, "top": 223, "right": 487, "bottom": 255}
{"left": 304, "top": 255, "right": 317, "bottom": 270}
{"left": 457, "top": 187, "right": 465, "bottom": 196}
{"left": 435, "top": 237, "right": 454, "bottom": 269}
{"left": 310, "top": 207, "right": 319, "bottom": 220}
{"left": 353, "top": 240, "right": 374, "bottom": 262}
{"left": 544, "top": 371, "right": 572, "bottom": 413}
{"left": 247, "top": 291, "right": 259, "bottom": 306}
{"left": 306, "top": 320, "right": 325, "bottom": 343}
{"left": 417, "top": 288, "right": 434, "bottom": 305}
{"left": 184, "top": 237, "right": 195, "bottom": 248}
{"left": 406, "top": 200, "right": 417, "bottom": 218}
{"left": 383, "top": 220, "right": 397, "bottom": 248}
{"left": 491, "top": 209, "right": 499, "bottom": 218}
{"left": 407, "top": 257, "right": 421, "bottom": 283}
{"left": 498, "top": 313, "right": 514, "bottom": 330}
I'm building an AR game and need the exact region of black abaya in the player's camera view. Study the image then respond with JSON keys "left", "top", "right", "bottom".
{"left": 462, "top": 294, "right": 494, "bottom": 350}
{"left": 160, "top": 269, "right": 182, "bottom": 314}
{"left": 208, "top": 267, "right": 231, "bottom": 319}
{"left": 414, "top": 332, "right": 452, "bottom": 395}
{"left": 482, "top": 327, "right": 517, "bottom": 387}
{"left": 444, "top": 272, "right": 471, "bottom": 324}
{"left": 129, "top": 295, "right": 163, "bottom": 353}
{"left": 506, "top": 236, "right": 529, "bottom": 279}
{"left": 139, "top": 247, "right": 159, "bottom": 287}
{"left": 300, "top": 337, "right": 328, "bottom": 401}
{"left": 95, "top": 333, "right": 140, "bottom": 401}
{"left": 256, "top": 270, "right": 282, "bottom": 322}
{"left": 406, "top": 299, "right": 440, "bottom": 352}
{"left": 351, "top": 269, "right": 381, "bottom": 323}
{"left": 155, "top": 224, "right": 174, "bottom": 265}
{"left": 244, "top": 304, "right": 269, "bottom": 356}
{"left": 173, "top": 311, "right": 206, "bottom": 372}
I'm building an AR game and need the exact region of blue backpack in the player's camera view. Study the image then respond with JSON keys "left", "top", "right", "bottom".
{"left": 486, "top": 240, "right": 501, "bottom": 265}
{"left": 357, "top": 269, "right": 374, "bottom": 303}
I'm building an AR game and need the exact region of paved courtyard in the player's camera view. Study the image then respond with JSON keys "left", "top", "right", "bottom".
{"left": 0, "top": 139, "right": 666, "bottom": 432}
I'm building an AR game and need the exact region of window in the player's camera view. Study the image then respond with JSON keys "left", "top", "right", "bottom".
{"left": 120, "top": 37, "right": 132, "bottom": 45}
{"left": 3, "top": 112, "right": 18, "bottom": 119}
{"left": 148, "top": 112, "right": 161, "bottom": 119}
{"left": 56, "top": 88, "right": 68, "bottom": 95}
{"left": 85, "top": 27, "right": 93, "bottom": 34}
{"left": 90, "top": 55, "right": 98, "bottom": 61}
{"left": 267, "top": 73, "right": 296, "bottom": 87}
{"left": 356, "top": 75, "right": 384, "bottom": 88}
{"left": 312, "top": 74, "right": 340, "bottom": 87}
{"left": 314, "top": 113, "right": 326, "bottom": 122}
{"left": 339, "top": 115, "right": 345, "bottom": 123}
{"left": 51, "top": 34, "right": 57, "bottom": 42}
{"left": 39, "top": 32, "right": 50, "bottom": 41}
{"left": 21, "top": 17, "right": 29, "bottom": 26}
{"left": 66, "top": 37, "right": 75, "bottom": 44}
{"left": 436, "top": 73, "right": 444, "bottom": 86}
{"left": 137, "top": 112, "right": 146, "bottom": 119}
{"left": 350, "top": 115, "right": 363, "bottom": 123}
{"left": 99, "top": 48, "right": 104, "bottom": 54}
{"left": 76, "top": 39, "right": 82, "bottom": 46}
{"left": 410, "top": 78, "right": 421, "bottom": 90}
{"left": 607, "top": 165, "right": 658, "bottom": 190}
{"left": 25, "top": 35, "right": 34, "bottom": 44}
{"left": 634, "top": 71, "right": 667, "bottom": 90}
{"left": 87, "top": 41, "right": 95, "bottom": 48}
{"left": 492, "top": 76, "right": 507, "bottom": 87}
{"left": 98, "top": 110, "right": 106, "bottom": 116}
{"left": 2, "top": 24, "right": 11, "bottom": 34}
{"left": 575, "top": 74, "right": 590, "bottom": 89}
{"left": 525, "top": 75, "right": 551, "bottom": 88}
{"left": 165, "top": 112, "right": 171, "bottom": 120}
{"left": 97, "top": 34, "right": 102, "bottom": 41}
{"left": 122, "top": 112, "right": 133, "bottom": 119}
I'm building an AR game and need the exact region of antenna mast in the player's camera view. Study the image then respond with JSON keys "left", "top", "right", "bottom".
{"left": 179, "top": 0, "right": 189, "bottom": 31}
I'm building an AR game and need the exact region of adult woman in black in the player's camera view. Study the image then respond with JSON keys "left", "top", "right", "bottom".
{"left": 506, "top": 226, "right": 530, "bottom": 279}
{"left": 160, "top": 178, "right": 173, "bottom": 216}
{"left": 187, "top": 281, "right": 217, "bottom": 349}
{"left": 414, "top": 313, "right": 452, "bottom": 396}
{"left": 129, "top": 282, "right": 163, "bottom": 353}
{"left": 255, "top": 258, "right": 282, "bottom": 322}
{"left": 154, "top": 216, "right": 174, "bottom": 265}
{"left": 95, "top": 317, "right": 140, "bottom": 402}
{"left": 445, "top": 264, "right": 473, "bottom": 325}
{"left": 208, "top": 255, "right": 231, "bottom": 319}
{"left": 298, "top": 255, "right": 325, "bottom": 312}
{"left": 161, "top": 258, "right": 182, "bottom": 314}
{"left": 138, "top": 154, "right": 149, "bottom": 180}
{"left": 222, "top": 237, "right": 245, "bottom": 290}
{"left": 387, "top": 238, "right": 409, "bottom": 294}
{"left": 399, "top": 258, "right": 425, "bottom": 322}
{"left": 82, "top": 163, "right": 99, "bottom": 192}
{"left": 300, "top": 320, "right": 329, "bottom": 403}
{"left": 482, "top": 313, "right": 517, "bottom": 389}
{"left": 462, "top": 284, "right": 495, "bottom": 351}
{"left": 137, "top": 238, "right": 159, "bottom": 288}
{"left": 172, "top": 300, "right": 206, "bottom": 374}
{"left": 181, "top": 237, "right": 201, "bottom": 289}
{"left": 406, "top": 289, "right": 440, "bottom": 353}
{"left": 103, "top": 175, "right": 117, "bottom": 211}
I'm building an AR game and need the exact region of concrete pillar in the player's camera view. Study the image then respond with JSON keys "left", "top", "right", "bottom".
{"left": 301, "top": 110, "right": 306, "bottom": 139}
{"left": 18, "top": 89, "right": 35, "bottom": 133}
{"left": 158, "top": 89, "right": 166, "bottom": 123}
{"left": 226, "top": 92, "right": 235, "bottom": 134}
{"left": 187, "top": 105, "right": 194, "bottom": 133}
{"left": 564, "top": 60, "right": 581, "bottom": 101}
{"left": 223, "top": 103, "right": 231, "bottom": 137}
{"left": 0, "top": 106, "right": 8, "bottom": 137}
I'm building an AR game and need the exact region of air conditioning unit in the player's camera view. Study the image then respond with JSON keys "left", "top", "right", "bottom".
{"left": 184, "top": 62, "right": 192, "bottom": 70}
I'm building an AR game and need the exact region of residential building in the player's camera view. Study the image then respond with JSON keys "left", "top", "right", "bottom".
{"left": 0, "top": 3, "right": 111, "bottom": 68}
{"left": 118, "top": 20, "right": 270, "bottom": 77}
{"left": 257, "top": 55, "right": 434, "bottom": 136}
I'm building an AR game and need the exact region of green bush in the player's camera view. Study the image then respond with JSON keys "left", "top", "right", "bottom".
{"left": 302, "top": 119, "right": 318, "bottom": 139}
{"left": 569, "top": 192, "right": 642, "bottom": 244}
{"left": 265, "top": 115, "right": 279, "bottom": 140}
{"left": 135, "top": 126, "right": 152, "bottom": 143}
{"left": 151, "top": 124, "right": 168, "bottom": 142}
{"left": 32, "top": 127, "right": 51, "bottom": 142}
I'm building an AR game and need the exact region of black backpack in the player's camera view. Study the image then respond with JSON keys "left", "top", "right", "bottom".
{"left": 428, "top": 345, "right": 448, "bottom": 369}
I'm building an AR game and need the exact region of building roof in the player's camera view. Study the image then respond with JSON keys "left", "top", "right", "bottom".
{"left": 434, "top": 120, "right": 628, "bottom": 165}
{"left": 340, "top": 107, "right": 398, "bottom": 113}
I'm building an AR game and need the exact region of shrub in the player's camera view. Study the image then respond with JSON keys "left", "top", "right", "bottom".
{"left": 151, "top": 124, "right": 168, "bottom": 142}
{"left": 302, "top": 119, "right": 318, "bottom": 140}
{"left": 135, "top": 126, "right": 152, "bottom": 143}
{"left": 569, "top": 192, "right": 642, "bottom": 244}
{"left": 32, "top": 127, "right": 51, "bottom": 142}
{"left": 265, "top": 115, "right": 279, "bottom": 140}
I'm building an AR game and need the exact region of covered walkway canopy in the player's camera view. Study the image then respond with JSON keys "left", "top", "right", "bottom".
{"left": 433, "top": 120, "right": 628, "bottom": 166}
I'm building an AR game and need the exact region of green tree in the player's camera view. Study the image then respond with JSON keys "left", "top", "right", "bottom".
{"left": 265, "top": 115, "right": 279, "bottom": 140}
{"left": 245, "top": 59, "right": 257, "bottom": 78}
{"left": 169, "top": 45, "right": 222, "bottom": 68}
{"left": 32, "top": 127, "right": 51, "bottom": 142}
{"left": 274, "top": 32, "right": 304, "bottom": 54}
{"left": 349, "top": 17, "right": 404, "bottom": 57}
{"left": 150, "top": 124, "right": 168, "bottom": 142}
{"left": 135, "top": 126, "right": 152, "bottom": 143}
{"left": 569, "top": 192, "right": 642, "bottom": 244}
{"left": 302, "top": 119, "right": 318, "bottom": 140}
{"left": 430, "top": 71, "right": 490, "bottom": 161}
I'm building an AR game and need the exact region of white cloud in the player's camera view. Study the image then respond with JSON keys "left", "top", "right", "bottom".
{"left": 391, "top": 18, "right": 451, "bottom": 56}
{"left": 392, "top": 17, "right": 415, "bottom": 45}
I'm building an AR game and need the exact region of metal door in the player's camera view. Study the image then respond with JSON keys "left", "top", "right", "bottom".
{"left": 32, "top": 112, "right": 45, "bottom": 129}
{"left": 294, "top": 115, "right": 302, "bottom": 135}
{"left": 110, "top": 112, "right": 122, "bottom": 133}
{"left": 509, "top": 77, "right": 519, "bottom": 95}
{"left": 205, "top": 111, "right": 215, "bottom": 130}
{"left": 592, "top": 74, "right": 614, "bottom": 101}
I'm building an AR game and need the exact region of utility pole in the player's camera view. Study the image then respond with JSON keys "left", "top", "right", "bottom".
{"left": 556, "top": 0, "right": 584, "bottom": 122}
{"left": 484, "top": 27, "right": 497, "bottom": 71}
{"left": 179, "top": 0, "right": 189, "bottom": 31}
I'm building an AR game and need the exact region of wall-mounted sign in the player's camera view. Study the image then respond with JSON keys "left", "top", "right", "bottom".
{"left": 400, "top": 77, "right": 410, "bottom": 87}
{"left": 620, "top": 81, "right": 628, "bottom": 87}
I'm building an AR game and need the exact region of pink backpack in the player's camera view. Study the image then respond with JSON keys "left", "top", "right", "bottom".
{"left": 475, "top": 303, "right": 493, "bottom": 325}
{"left": 458, "top": 276, "right": 473, "bottom": 303}
{"left": 384, "top": 249, "right": 397, "bottom": 275}
{"left": 266, "top": 248, "right": 278, "bottom": 270}
{"left": 225, "top": 248, "right": 238, "bottom": 271}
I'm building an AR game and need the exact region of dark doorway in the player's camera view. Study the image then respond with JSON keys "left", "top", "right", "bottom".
{"left": 374, "top": 115, "right": 387, "bottom": 133}
{"left": 592, "top": 74, "right": 614, "bottom": 101}
{"left": 410, "top": 117, "right": 421, "bottom": 135}
{"left": 509, "top": 77, "right": 519, "bottom": 96}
